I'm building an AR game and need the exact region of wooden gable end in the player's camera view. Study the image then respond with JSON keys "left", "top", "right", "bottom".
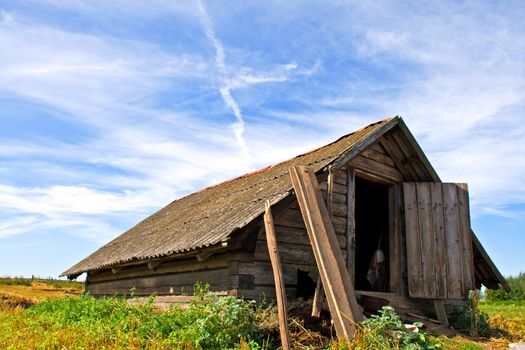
{"left": 342, "top": 125, "right": 438, "bottom": 185}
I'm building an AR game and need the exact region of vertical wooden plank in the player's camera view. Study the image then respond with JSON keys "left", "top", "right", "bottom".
{"left": 395, "top": 183, "right": 408, "bottom": 296}
{"left": 416, "top": 182, "right": 436, "bottom": 298}
{"left": 457, "top": 183, "right": 475, "bottom": 291}
{"left": 443, "top": 184, "right": 464, "bottom": 299}
{"left": 290, "top": 166, "right": 362, "bottom": 339}
{"left": 264, "top": 201, "right": 291, "bottom": 350}
{"left": 430, "top": 183, "right": 447, "bottom": 299}
{"left": 403, "top": 183, "right": 425, "bottom": 298}
{"left": 389, "top": 185, "right": 400, "bottom": 294}
{"left": 346, "top": 167, "right": 356, "bottom": 285}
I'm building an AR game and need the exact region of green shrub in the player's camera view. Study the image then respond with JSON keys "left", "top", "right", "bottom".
{"left": 485, "top": 272, "right": 525, "bottom": 301}
{"left": 448, "top": 307, "right": 492, "bottom": 338}
{"left": 25, "top": 283, "right": 261, "bottom": 349}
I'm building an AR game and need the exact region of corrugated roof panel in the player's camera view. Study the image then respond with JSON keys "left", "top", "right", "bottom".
{"left": 63, "top": 118, "right": 397, "bottom": 276}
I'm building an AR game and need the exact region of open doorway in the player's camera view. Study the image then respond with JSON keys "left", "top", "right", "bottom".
{"left": 354, "top": 177, "right": 390, "bottom": 292}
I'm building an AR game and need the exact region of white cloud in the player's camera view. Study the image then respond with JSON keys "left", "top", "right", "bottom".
{"left": 195, "top": 0, "right": 250, "bottom": 158}
{"left": 0, "top": 12, "right": 207, "bottom": 128}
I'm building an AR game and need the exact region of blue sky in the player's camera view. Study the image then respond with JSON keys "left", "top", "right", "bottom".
{"left": 0, "top": 1, "right": 524, "bottom": 279}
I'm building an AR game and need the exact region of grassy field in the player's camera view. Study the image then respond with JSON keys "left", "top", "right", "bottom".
{"left": 430, "top": 299, "right": 525, "bottom": 350}
{"left": 0, "top": 278, "right": 524, "bottom": 349}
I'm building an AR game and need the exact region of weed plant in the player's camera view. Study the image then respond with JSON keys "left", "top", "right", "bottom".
{"left": 331, "top": 306, "right": 441, "bottom": 350}
{"left": 1, "top": 283, "right": 262, "bottom": 349}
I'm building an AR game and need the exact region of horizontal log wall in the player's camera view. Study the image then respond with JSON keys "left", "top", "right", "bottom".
{"left": 86, "top": 251, "right": 254, "bottom": 296}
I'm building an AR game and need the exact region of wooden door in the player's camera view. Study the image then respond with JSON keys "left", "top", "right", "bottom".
{"left": 403, "top": 183, "right": 475, "bottom": 299}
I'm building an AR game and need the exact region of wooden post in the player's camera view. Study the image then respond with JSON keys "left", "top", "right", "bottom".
{"left": 264, "top": 200, "right": 291, "bottom": 350}
{"left": 290, "top": 166, "right": 362, "bottom": 339}
{"left": 434, "top": 300, "right": 449, "bottom": 327}
{"left": 312, "top": 167, "right": 335, "bottom": 317}
{"left": 346, "top": 167, "right": 356, "bottom": 285}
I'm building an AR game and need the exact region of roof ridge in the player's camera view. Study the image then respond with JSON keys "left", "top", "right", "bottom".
{"left": 176, "top": 118, "right": 394, "bottom": 201}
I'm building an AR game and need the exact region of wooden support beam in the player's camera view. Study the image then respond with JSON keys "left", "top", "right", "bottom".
{"left": 290, "top": 166, "right": 362, "bottom": 339}
{"left": 311, "top": 166, "right": 334, "bottom": 317}
{"left": 433, "top": 300, "right": 449, "bottom": 327}
{"left": 311, "top": 276, "right": 323, "bottom": 317}
{"left": 264, "top": 200, "right": 291, "bottom": 350}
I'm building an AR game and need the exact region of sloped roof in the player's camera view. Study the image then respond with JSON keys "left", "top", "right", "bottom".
{"left": 63, "top": 117, "right": 398, "bottom": 276}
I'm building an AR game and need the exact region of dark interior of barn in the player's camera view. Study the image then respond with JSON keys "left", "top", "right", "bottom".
{"left": 354, "top": 177, "right": 390, "bottom": 292}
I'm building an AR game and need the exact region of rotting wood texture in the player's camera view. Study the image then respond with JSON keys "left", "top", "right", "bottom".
{"left": 264, "top": 200, "right": 291, "bottom": 350}
{"left": 312, "top": 167, "right": 335, "bottom": 318}
{"left": 289, "top": 166, "right": 362, "bottom": 339}
{"left": 403, "top": 182, "right": 474, "bottom": 299}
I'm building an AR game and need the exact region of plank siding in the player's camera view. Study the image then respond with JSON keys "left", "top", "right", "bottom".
{"left": 457, "top": 184, "right": 475, "bottom": 291}
{"left": 395, "top": 183, "right": 408, "bottom": 296}
{"left": 388, "top": 185, "right": 402, "bottom": 294}
{"left": 430, "top": 183, "right": 447, "bottom": 299}
{"left": 403, "top": 183, "right": 425, "bottom": 298}
{"left": 89, "top": 253, "right": 241, "bottom": 284}
{"left": 416, "top": 183, "right": 436, "bottom": 298}
{"left": 404, "top": 182, "right": 474, "bottom": 300}
{"left": 443, "top": 184, "right": 464, "bottom": 299}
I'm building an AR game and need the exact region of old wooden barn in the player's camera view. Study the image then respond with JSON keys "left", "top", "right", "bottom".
{"left": 63, "top": 117, "right": 507, "bottom": 317}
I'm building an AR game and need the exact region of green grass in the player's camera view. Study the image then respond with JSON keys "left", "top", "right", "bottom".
{"left": 479, "top": 299, "right": 525, "bottom": 318}
{"left": 0, "top": 284, "right": 264, "bottom": 350}
{"left": 1, "top": 279, "right": 524, "bottom": 349}
{"left": 0, "top": 277, "right": 31, "bottom": 286}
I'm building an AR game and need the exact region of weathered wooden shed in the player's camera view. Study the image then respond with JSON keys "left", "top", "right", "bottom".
{"left": 63, "top": 117, "right": 507, "bottom": 316}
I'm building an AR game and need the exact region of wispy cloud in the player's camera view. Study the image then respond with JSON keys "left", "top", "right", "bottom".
{"left": 195, "top": 0, "right": 249, "bottom": 158}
